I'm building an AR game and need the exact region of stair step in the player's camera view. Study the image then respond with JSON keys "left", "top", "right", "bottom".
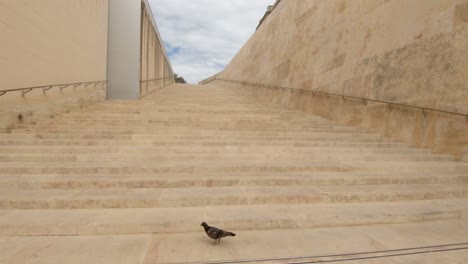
{"left": 0, "top": 199, "right": 467, "bottom": 235}
{"left": 0, "top": 142, "right": 412, "bottom": 152}
{"left": 0, "top": 146, "right": 430, "bottom": 154}
{"left": 13, "top": 127, "right": 355, "bottom": 133}
{"left": 0, "top": 172, "right": 464, "bottom": 189}
{"left": 3, "top": 134, "right": 377, "bottom": 141}
{"left": 0, "top": 153, "right": 453, "bottom": 162}
{"left": 0, "top": 83, "right": 465, "bottom": 242}
{"left": 29, "top": 117, "right": 332, "bottom": 123}
{"left": 11, "top": 128, "right": 366, "bottom": 134}
{"left": 0, "top": 139, "right": 404, "bottom": 147}
{"left": 60, "top": 110, "right": 312, "bottom": 116}
{"left": 0, "top": 184, "right": 466, "bottom": 209}
{"left": 34, "top": 116, "right": 330, "bottom": 123}
{"left": 0, "top": 162, "right": 463, "bottom": 174}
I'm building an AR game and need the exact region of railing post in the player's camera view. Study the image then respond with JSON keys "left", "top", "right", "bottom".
{"left": 43, "top": 86, "right": 53, "bottom": 94}
{"left": 21, "top": 89, "right": 33, "bottom": 96}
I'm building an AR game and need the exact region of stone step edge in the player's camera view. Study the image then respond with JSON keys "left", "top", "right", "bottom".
{"left": 0, "top": 164, "right": 463, "bottom": 175}
{"left": 0, "top": 184, "right": 466, "bottom": 209}
{"left": 0, "top": 153, "right": 452, "bottom": 159}
{"left": 0, "top": 199, "right": 466, "bottom": 236}
{"left": 0, "top": 161, "right": 461, "bottom": 166}
{"left": 0, "top": 173, "right": 465, "bottom": 189}
{"left": 0, "top": 144, "right": 416, "bottom": 149}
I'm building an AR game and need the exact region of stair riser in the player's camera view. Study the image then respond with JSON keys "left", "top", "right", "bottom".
{"left": 5, "top": 138, "right": 387, "bottom": 145}
{"left": 34, "top": 118, "right": 328, "bottom": 124}
{"left": 19, "top": 120, "right": 336, "bottom": 126}
{"left": 27, "top": 119, "right": 333, "bottom": 125}
{"left": 0, "top": 164, "right": 461, "bottom": 174}
{"left": 0, "top": 162, "right": 461, "bottom": 174}
{"left": 0, "top": 139, "right": 399, "bottom": 147}
{"left": 3, "top": 126, "right": 358, "bottom": 133}
{"left": 0, "top": 176, "right": 462, "bottom": 189}
{"left": 0, "top": 155, "right": 453, "bottom": 162}
{"left": 61, "top": 111, "right": 305, "bottom": 116}
{"left": 0, "top": 211, "right": 460, "bottom": 236}
{"left": 13, "top": 127, "right": 354, "bottom": 134}
{"left": 49, "top": 112, "right": 312, "bottom": 117}
{"left": 11, "top": 127, "right": 362, "bottom": 134}
{"left": 5, "top": 133, "right": 368, "bottom": 140}
{"left": 0, "top": 190, "right": 465, "bottom": 209}
{"left": 0, "top": 141, "right": 408, "bottom": 148}
{"left": 0, "top": 166, "right": 351, "bottom": 174}
{"left": 8, "top": 130, "right": 365, "bottom": 137}
{"left": 0, "top": 147, "right": 429, "bottom": 155}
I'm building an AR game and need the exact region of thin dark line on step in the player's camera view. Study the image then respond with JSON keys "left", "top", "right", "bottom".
{"left": 284, "top": 247, "right": 468, "bottom": 264}
{"left": 164, "top": 242, "right": 468, "bottom": 264}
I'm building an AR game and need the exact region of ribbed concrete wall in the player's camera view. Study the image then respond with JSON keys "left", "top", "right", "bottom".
{"left": 209, "top": 0, "right": 468, "bottom": 160}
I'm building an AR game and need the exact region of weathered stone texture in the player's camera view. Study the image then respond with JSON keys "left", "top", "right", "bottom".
{"left": 0, "top": 0, "right": 109, "bottom": 131}
{"left": 454, "top": 1, "right": 468, "bottom": 27}
{"left": 213, "top": 0, "right": 468, "bottom": 160}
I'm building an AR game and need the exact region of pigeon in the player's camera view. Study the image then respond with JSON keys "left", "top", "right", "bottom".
{"left": 200, "top": 222, "right": 236, "bottom": 244}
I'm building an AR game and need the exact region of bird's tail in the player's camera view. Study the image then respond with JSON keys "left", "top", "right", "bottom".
{"left": 225, "top": 232, "right": 236, "bottom": 237}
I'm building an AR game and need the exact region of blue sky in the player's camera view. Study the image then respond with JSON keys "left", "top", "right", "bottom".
{"left": 148, "top": 0, "right": 274, "bottom": 83}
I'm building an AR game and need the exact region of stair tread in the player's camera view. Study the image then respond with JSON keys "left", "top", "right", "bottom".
{"left": 0, "top": 83, "right": 465, "bottom": 236}
{"left": 0, "top": 199, "right": 467, "bottom": 235}
{"left": 0, "top": 184, "right": 466, "bottom": 202}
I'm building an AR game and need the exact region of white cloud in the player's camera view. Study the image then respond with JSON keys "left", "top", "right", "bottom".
{"left": 148, "top": 0, "right": 274, "bottom": 83}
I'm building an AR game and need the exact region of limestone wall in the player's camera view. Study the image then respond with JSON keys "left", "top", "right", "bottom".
{"left": 140, "top": 1, "right": 175, "bottom": 96}
{"left": 209, "top": 0, "right": 468, "bottom": 160}
{"left": 0, "top": 0, "right": 109, "bottom": 132}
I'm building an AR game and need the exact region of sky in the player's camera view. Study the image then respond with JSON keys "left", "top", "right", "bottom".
{"left": 148, "top": 0, "right": 274, "bottom": 83}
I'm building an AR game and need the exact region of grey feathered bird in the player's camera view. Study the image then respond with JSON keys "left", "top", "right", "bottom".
{"left": 200, "top": 222, "right": 236, "bottom": 244}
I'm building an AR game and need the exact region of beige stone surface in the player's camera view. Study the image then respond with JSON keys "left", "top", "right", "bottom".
{"left": 0, "top": 199, "right": 466, "bottom": 236}
{"left": 0, "top": 0, "right": 108, "bottom": 89}
{"left": 140, "top": 1, "right": 174, "bottom": 97}
{"left": 210, "top": 0, "right": 468, "bottom": 160}
{"left": 0, "top": 234, "right": 151, "bottom": 264}
{"left": 0, "top": 0, "right": 173, "bottom": 131}
{"left": 0, "top": 0, "right": 108, "bottom": 132}
{"left": 156, "top": 220, "right": 468, "bottom": 264}
{"left": 0, "top": 84, "right": 105, "bottom": 133}
{"left": 0, "top": 84, "right": 467, "bottom": 263}
{"left": 1, "top": 220, "right": 468, "bottom": 263}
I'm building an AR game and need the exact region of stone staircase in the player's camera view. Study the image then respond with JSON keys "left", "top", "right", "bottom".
{"left": 0, "top": 84, "right": 467, "bottom": 236}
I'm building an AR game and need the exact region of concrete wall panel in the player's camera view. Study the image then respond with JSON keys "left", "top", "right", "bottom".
{"left": 106, "top": 0, "right": 141, "bottom": 100}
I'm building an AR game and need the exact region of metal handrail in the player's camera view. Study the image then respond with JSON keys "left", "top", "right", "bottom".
{"left": 0, "top": 80, "right": 107, "bottom": 97}
{"left": 139, "top": 77, "right": 174, "bottom": 96}
{"left": 140, "top": 77, "right": 172, "bottom": 83}
{"left": 213, "top": 78, "right": 468, "bottom": 120}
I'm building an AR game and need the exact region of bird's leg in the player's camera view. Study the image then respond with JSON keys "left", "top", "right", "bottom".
{"left": 213, "top": 240, "right": 217, "bottom": 245}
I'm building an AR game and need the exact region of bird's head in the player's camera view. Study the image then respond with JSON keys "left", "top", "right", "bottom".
{"left": 200, "top": 222, "right": 208, "bottom": 227}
